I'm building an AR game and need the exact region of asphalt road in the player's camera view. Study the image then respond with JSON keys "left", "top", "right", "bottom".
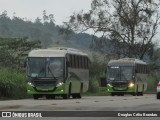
{"left": 0, "top": 94, "right": 160, "bottom": 120}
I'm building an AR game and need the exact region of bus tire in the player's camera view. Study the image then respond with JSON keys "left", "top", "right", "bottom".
{"left": 136, "top": 85, "right": 140, "bottom": 96}
{"left": 121, "top": 93, "right": 124, "bottom": 96}
{"left": 132, "top": 92, "right": 136, "bottom": 96}
{"left": 72, "top": 94, "right": 77, "bottom": 99}
{"left": 63, "top": 94, "right": 69, "bottom": 99}
{"left": 77, "top": 83, "right": 83, "bottom": 99}
{"left": 68, "top": 83, "right": 72, "bottom": 98}
{"left": 63, "top": 83, "right": 71, "bottom": 99}
{"left": 140, "top": 85, "right": 144, "bottom": 96}
{"left": 46, "top": 95, "right": 55, "bottom": 99}
{"left": 138, "top": 92, "right": 143, "bottom": 96}
{"left": 33, "top": 94, "right": 39, "bottom": 100}
{"left": 71, "top": 93, "right": 79, "bottom": 98}
{"left": 111, "top": 93, "right": 115, "bottom": 96}
{"left": 50, "top": 95, "right": 55, "bottom": 99}
{"left": 77, "top": 93, "right": 82, "bottom": 99}
{"left": 46, "top": 95, "right": 51, "bottom": 99}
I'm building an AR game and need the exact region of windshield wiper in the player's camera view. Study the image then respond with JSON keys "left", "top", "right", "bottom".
{"left": 48, "top": 66, "right": 56, "bottom": 79}
{"left": 55, "top": 76, "right": 63, "bottom": 78}
{"left": 121, "top": 73, "right": 128, "bottom": 81}
{"left": 37, "top": 67, "right": 45, "bottom": 77}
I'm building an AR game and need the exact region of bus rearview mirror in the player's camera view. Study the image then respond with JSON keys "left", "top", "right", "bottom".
{"left": 105, "top": 68, "right": 107, "bottom": 74}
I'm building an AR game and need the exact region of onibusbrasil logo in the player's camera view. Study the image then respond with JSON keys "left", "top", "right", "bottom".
{"left": 1, "top": 112, "right": 42, "bottom": 117}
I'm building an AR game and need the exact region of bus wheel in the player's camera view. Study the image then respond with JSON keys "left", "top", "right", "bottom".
{"left": 46, "top": 95, "right": 55, "bottom": 99}
{"left": 63, "top": 83, "right": 72, "bottom": 99}
{"left": 63, "top": 94, "right": 69, "bottom": 99}
{"left": 77, "top": 87, "right": 83, "bottom": 98}
{"left": 72, "top": 94, "right": 77, "bottom": 99}
{"left": 121, "top": 93, "right": 124, "bottom": 96}
{"left": 136, "top": 86, "right": 139, "bottom": 96}
{"left": 77, "top": 84, "right": 83, "bottom": 99}
{"left": 139, "top": 91, "right": 143, "bottom": 96}
{"left": 71, "top": 93, "right": 80, "bottom": 99}
{"left": 140, "top": 85, "right": 144, "bottom": 96}
{"left": 46, "top": 95, "right": 51, "bottom": 99}
{"left": 33, "top": 94, "right": 39, "bottom": 100}
{"left": 50, "top": 95, "right": 55, "bottom": 99}
{"left": 137, "top": 92, "right": 140, "bottom": 96}
{"left": 111, "top": 93, "right": 115, "bottom": 96}
{"left": 132, "top": 92, "right": 136, "bottom": 96}
{"left": 139, "top": 92, "right": 143, "bottom": 96}
{"left": 77, "top": 93, "right": 82, "bottom": 99}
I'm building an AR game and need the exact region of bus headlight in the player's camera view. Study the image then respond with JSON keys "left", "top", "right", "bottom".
{"left": 107, "top": 84, "right": 113, "bottom": 87}
{"left": 56, "top": 82, "right": 64, "bottom": 87}
{"left": 27, "top": 82, "right": 34, "bottom": 87}
{"left": 128, "top": 83, "right": 134, "bottom": 87}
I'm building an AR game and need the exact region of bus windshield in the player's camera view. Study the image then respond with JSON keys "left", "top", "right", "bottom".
{"left": 108, "top": 66, "right": 133, "bottom": 81}
{"left": 27, "top": 57, "right": 64, "bottom": 78}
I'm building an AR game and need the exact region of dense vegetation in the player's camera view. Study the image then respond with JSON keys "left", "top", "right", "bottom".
{"left": 0, "top": 68, "right": 27, "bottom": 99}
{"left": 0, "top": 37, "right": 40, "bottom": 99}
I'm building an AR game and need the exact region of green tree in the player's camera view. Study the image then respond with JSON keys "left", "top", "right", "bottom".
{"left": 34, "top": 17, "right": 42, "bottom": 24}
{"left": 0, "top": 37, "right": 41, "bottom": 68}
{"left": 64, "top": 0, "right": 160, "bottom": 59}
{"left": 43, "top": 10, "right": 55, "bottom": 23}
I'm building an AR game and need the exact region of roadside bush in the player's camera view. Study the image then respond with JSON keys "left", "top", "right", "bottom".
{"left": 88, "top": 77, "right": 99, "bottom": 93}
{"left": 89, "top": 61, "right": 106, "bottom": 93}
{"left": 0, "top": 67, "right": 27, "bottom": 99}
{"left": 146, "top": 75, "right": 158, "bottom": 92}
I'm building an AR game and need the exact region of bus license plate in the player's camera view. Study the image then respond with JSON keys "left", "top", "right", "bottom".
{"left": 42, "top": 89, "right": 49, "bottom": 91}
{"left": 115, "top": 87, "right": 125, "bottom": 90}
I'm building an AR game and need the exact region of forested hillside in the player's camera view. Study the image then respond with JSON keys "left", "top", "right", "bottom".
{"left": 0, "top": 11, "right": 92, "bottom": 50}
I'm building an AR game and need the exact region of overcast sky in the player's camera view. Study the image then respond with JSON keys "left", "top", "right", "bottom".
{"left": 0, "top": 0, "right": 92, "bottom": 25}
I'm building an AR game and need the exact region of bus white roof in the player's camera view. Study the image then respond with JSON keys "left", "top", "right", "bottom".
{"left": 28, "top": 47, "right": 88, "bottom": 57}
{"left": 108, "top": 58, "right": 147, "bottom": 66}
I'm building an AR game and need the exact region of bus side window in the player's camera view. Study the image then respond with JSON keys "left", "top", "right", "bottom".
{"left": 82, "top": 56, "right": 85, "bottom": 69}
{"left": 141, "top": 64, "right": 143, "bottom": 73}
{"left": 75, "top": 55, "right": 78, "bottom": 68}
{"left": 135, "top": 64, "right": 138, "bottom": 73}
{"left": 70, "top": 55, "right": 73, "bottom": 68}
{"left": 86, "top": 57, "right": 89, "bottom": 69}
{"left": 139, "top": 64, "right": 141, "bottom": 73}
{"left": 66, "top": 55, "right": 70, "bottom": 67}
{"left": 80, "top": 56, "right": 82, "bottom": 68}
{"left": 144, "top": 65, "right": 146, "bottom": 73}
{"left": 73, "top": 55, "right": 76, "bottom": 68}
{"left": 142, "top": 65, "right": 144, "bottom": 73}
{"left": 84, "top": 57, "right": 87, "bottom": 69}
{"left": 77, "top": 56, "right": 80, "bottom": 68}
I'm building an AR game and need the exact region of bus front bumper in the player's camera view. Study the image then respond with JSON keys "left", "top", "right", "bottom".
{"left": 27, "top": 84, "right": 65, "bottom": 95}
{"left": 106, "top": 84, "right": 135, "bottom": 93}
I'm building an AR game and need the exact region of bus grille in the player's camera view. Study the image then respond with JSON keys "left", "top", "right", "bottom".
{"left": 112, "top": 82, "right": 127, "bottom": 86}
{"left": 112, "top": 81, "right": 128, "bottom": 91}
{"left": 33, "top": 80, "right": 56, "bottom": 86}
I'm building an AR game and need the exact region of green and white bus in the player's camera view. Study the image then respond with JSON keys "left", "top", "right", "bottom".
{"left": 26, "top": 47, "right": 89, "bottom": 99}
{"left": 101, "top": 58, "right": 149, "bottom": 96}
